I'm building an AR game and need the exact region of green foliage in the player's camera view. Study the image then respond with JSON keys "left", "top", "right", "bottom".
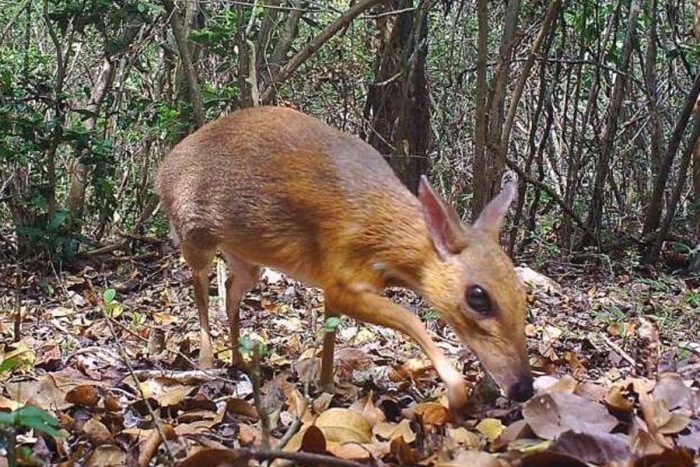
{"left": 323, "top": 316, "right": 342, "bottom": 332}
{"left": 238, "top": 336, "right": 269, "bottom": 360}
{"left": 0, "top": 406, "right": 63, "bottom": 466}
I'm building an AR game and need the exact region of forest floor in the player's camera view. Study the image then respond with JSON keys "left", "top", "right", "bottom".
{"left": 0, "top": 233, "right": 699, "bottom": 466}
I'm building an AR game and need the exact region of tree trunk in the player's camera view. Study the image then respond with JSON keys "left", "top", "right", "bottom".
{"left": 472, "top": 0, "right": 521, "bottom": 219}
{"left": 579, "top": 0, "right": 641, "bottom": 247}
{"left": 363, "top": 0, "right": 431, "bottom": 194}
{"left": 164, "top": 0, "right": 205, "bottom": 128}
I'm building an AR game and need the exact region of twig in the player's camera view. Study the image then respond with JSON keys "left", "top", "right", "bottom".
{"left": 601, "top": 334, "right": 637, "bottom": 368}
{"left": 66, "top": 346, "right": 124, "bottom": 367}
{"left": 130, "top": 368, "right": 230, "bottom": 382}
{"left": 250, "top": 344, "right": 271, "bottom": 451}
{"left": 14, "top": 262, "right": 21, "bottom": 342}
{"left": 99, "top": 306, "right": 176, "bottom": 464}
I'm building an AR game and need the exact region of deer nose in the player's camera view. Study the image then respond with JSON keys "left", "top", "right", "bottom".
{"left": 508, "top": 376, "right": 534, "bottom": 402}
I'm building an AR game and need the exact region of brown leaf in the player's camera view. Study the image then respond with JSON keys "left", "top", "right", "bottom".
{"left": 549, "top": 430, "right": 631, "bottom": 464}
{"left": 237, "top": 424, "right": 259, "bottom": 447}
{"left": 84, "top": 445, "right": 127, "bottom": 467}
{"left": 178, "top": 448, "right": 250, "bottom": 467}
{"left": 390, "top": 436, "right": 422, "bottom": 465}
{"left": 300, "top": 425, "right": 327, "bottom": 454}
{"left": 225, "top": 398, "right": 259, "bottom": 420}
{"left": 605, "top": 385, "right": 634, "bottom": 415}
{"left": 412, "top": 402, "right": 449, "bottom": 427}
{"left": 522, "top": 392, "right": 618, "bottom": 440}
{"left": 349, "top": 391, "right": 385, "bottom": 426}
{"left": 65, "top": 385, "right": 101, "bottom": 407}
{"left": 632, "top": 448, "right": 695, "bottom": 467}
{"left": 82, "top": 418, "right": 112, "bottom": 445}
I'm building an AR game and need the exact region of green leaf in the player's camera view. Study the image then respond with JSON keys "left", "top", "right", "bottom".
{"left": 47, "top": 210, "right": 68, "bottom": 231}
{"left": 0, "top": 411, "right": 15, "bottom": 426}
{"left": 0, "top": 356, "right": 21, "bottom": 374}
{"left": 103, "top": 288, "right": 116, "bottom": 304}
{"left": 324, "top": 317, "right": 341, "bottom": 332}
{"left": 15, "top": 407, "right": 63, "bottom": 438}
{"left": 238, "top": 336, "right": 255, "bottom": 353}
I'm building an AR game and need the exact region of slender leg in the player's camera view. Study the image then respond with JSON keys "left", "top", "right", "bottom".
{"left": 223, "top": 252, "right": 260, "bottom": 366}
{"left": 181, "top": 243, "right": 216, "bottom": 369}
{"left": 320, "top": 304, "right": 338, "bottom": 392}
{"left": 324, "top": 285, "right": 468, "bottom": 412}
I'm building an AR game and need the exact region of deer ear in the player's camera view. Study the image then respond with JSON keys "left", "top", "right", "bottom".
{"left": 418, "top": 175, "right": 468, "bottom": 259}
{"left": 473, "top": 180, "right": 516, "bottom": 240}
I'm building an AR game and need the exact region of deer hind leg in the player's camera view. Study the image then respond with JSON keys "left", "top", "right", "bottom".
{"left": 222, "top": 252, "right": 260, "bottom": 366}
{"left": 181, "top": 241, "right": 216, "bottom": 369}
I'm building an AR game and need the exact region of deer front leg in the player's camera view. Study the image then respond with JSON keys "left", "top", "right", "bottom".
{"left": 324, "top": 285, "right": 468, "bottom": 412}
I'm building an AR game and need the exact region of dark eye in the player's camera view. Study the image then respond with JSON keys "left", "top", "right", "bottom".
{"left": 466, "top": 285, "right": 491, "bottom": 315}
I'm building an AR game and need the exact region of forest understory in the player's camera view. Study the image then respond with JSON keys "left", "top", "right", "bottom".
{"left": 1, "top": 226, "right": 699, "bottom": 466}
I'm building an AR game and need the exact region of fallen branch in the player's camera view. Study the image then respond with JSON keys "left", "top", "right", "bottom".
{"left": 601, "top": 334, "right": 637, "bottom": 368}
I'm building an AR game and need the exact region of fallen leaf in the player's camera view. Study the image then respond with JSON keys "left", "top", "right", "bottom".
{"left": 65, "top": 385, "right": 101, "bottom": 408}
{"left": 84, "top": 445, "right": 127, "bottom": 467}
{"left": 522, "top": 392, "right": 618, "bottom": 440}
{"left": 314, "top": 408, "right": 373, "bottom": 443}
{"left": 178, "top": 448, "right": 250, "bottom": 467}
{"left": 412, "top": 402, "right": 449, "bottom": 426}
{"left": 82, "top": 418, "right": 112, "bottom": 445}
{"left": 390, "top": 436, "right": 422, "bottom": 465}
{"left": 476, "top": 418, "right": 505, "bottom": 442}
{"left": 374, "top": 419, "right": 416, "bottom": 443}
{"left": 549, "top": 430, "right": 631, "bottom": 464}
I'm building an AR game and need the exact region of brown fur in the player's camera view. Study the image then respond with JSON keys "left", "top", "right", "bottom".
{"left": 156, "top": 106, "right": 533, "bottom": 411}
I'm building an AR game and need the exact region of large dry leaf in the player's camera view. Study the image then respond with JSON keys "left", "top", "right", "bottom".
{"left": 522, "top": 392, "right": 618, "bottom": 440}
{"left": 549, "top": 430, "right": 631, "bottom": 464}
{"left": 374, "top": 419, "right": 416, "bottom": 443}
{"left": 652, "top": 373, "right": 696, "bottom": 414}
{"left": 349, "top": 391, "right": 385, "bottom": 426}
{"left": 314, "top": 407, "right": 373, "bottom": 443}
{"left": 5, "top": 375, "right": 72, "bottom": 410}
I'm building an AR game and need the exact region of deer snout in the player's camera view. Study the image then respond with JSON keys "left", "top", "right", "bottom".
{"left": 507, "top": 376, "right": 534, "bottom": 402}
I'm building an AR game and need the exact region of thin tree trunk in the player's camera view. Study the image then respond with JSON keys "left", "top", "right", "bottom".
{"left": 580, "top": 0, "right": 641, "bottom": 247}
{"left": 641, "top": 68, "right": 700, "bottom": 237}
{"left": 66, "top": 17, "right": 142, "bottom": 220}
{"left": 647, "top": 117, "right": 700, "bottom": 263}
{"left": 472, "top": 0, "right": 489, "bottom": 220}
{"left": 693, "top": 0, "right": 700, "bottom": 242}
{"left": 472, "top": 0, "right": 521, "bottom": 219}
{"left": 164, "top": 0, "right": 205, "bottom": 128}
{"left": 260, "top": 0, "right": 385, "bottom": 103}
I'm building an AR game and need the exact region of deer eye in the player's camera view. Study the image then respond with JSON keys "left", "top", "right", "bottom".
{"left": 466, "top": 285, "right": 491, "bottom": 315}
